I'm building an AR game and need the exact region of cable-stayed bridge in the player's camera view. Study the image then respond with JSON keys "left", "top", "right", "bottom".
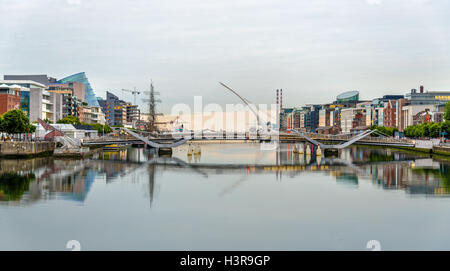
{"left": 82, "top": 128, "right": 414, "bottom": 150}
{"left": 83, "top": 82, "right": 414, "bottom": 150}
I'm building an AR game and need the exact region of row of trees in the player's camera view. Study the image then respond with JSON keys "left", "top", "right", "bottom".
{"left": 57, "top": 115, "right": 113, "bottom": 134}
{"left": 403, "top": 122, "right": 450, "bottom": 138}
{"left": 369, "top": 101, "right": 450, "bottom": 139}
{"left": 372, "top": 122, "right": 450, "bottom": 139}
{"left": 402, "top": 101, "right": 450, "bottom": 138}
{"left": 0, "top": 110, "right": 113, "bottom": 136}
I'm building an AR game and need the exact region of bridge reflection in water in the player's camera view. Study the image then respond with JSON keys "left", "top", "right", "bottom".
{"left": 1, "top": 144, "right": 449, "bottom": 205}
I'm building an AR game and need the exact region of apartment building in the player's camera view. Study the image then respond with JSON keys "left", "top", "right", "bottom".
{"left": 79, "top": 105, "right": 106, "bottom": 125}
{"left": 0, "top": 84, "right": 21, "bottom": 114}
{"left": 0, "top": 80, "right": 63, "bottom": 122}
{"left": 125, "top": 103, "right": 140, "bottom": 125}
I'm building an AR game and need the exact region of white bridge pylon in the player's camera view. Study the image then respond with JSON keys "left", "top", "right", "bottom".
{"left": 118, "top": 81, "right": 377, "bottom": 150}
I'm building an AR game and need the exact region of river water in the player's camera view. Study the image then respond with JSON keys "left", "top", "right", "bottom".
{"left": 1, "top": 143, "right": 449, "bottom": 250}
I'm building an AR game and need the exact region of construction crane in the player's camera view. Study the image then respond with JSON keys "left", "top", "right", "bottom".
{"left": 121, "top": 87, "right": 140, "bottom": 105}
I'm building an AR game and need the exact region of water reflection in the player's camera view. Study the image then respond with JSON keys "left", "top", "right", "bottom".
{"left": 0, "top": 144, "right": 449, "bottom": 206}
{"left": 0, "top": 172, "right": 35, "bottom": 201}
{"left": 2, "top": 144, "right": 450, "bottom": 250}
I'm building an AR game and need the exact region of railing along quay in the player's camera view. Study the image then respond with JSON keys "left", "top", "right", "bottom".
{"left": 81, "top": 130, "right": 416, "bottom": 148}
{"left": 279, "top": 132, "right": 415, "bottom": 147}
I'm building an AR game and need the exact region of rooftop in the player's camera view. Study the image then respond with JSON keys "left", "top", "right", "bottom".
{"left": 337, "top": 90, "right": 359, "bottom": 100}
{"left": 426, "top": 90, "right": 450, "bottom": 93}
{"left": 0, "top": 80, "right": 46, "bottom": 88}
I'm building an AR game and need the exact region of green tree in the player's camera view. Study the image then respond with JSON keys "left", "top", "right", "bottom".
{"left": 57, "top": 115, "right": 81, "bottom": 125}
{"left": 370, "top": 125, "right": 398, "bottom": 137}
{"left": 403, "top": 122, "right": 446, "bottom": 138}
{"left": 103, "top": 124, "right": 113, "bottom": 134}
{"left": 0, "top": 172, "right": 35, "bottom": 201}
{"left": 404, "top": 125, "right": 417, "bottom": 138}
{"left": 429, "top": 122, "right": 441, "bottom": 138}
{"left": 0, "top": 109, "right": 36, "bottom": 134}
{"left": 80, "top": 122, "right": 113, "bottom": 135}
{"left": 442, "top": 121, "right": 450, "bottom": 136}
{"left": 444, "top": 102, "right": 450, "bottom": 122}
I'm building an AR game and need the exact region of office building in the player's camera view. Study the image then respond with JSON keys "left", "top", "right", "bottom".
{"left": 299, "top": 105, "right": 320, "bottom": 132}
{"left": 99, "top": 91, "right": 126, "bottom": 126}
{"left": 319, "top": 107, "right": 333, "bottom": 128}
{"left": 0, "top": 80, "right": 62, "bottom": 122}
{"left": 4, "top": 74, "right": 57, "bottom": 85}
{"left": 336, "top": 91, "right": 359, "bottom": 104}
{"left": 406, "top": 86, "right": 450, "bottom": 105}
{"left": 125, "top": 103, "right": 140, "bottom": 125}
{"left": 0, "top": 84, "right": 22, "bottom": 114}
{"left": 47, "top": 85, "right": 83, "bottom": 118}
{"left": 57, "top": 72, "right": 99, "bottom": 107}
{"left": 340, "top": 107, "right": 367, "bottom": 134}
{"left": 79, "top": 105, "right": 106, "bottom": 125}
{"left": 383, "top": 99, "right": 408, "bottom": 129}
{"left": 48, "top": 82, "right": 85, "bottom": 103}
{"left": 400, "top": 104, "right": 442, "bottom": 129}
{"left": 279, "top": 108, "right": 293, "bottom": 131}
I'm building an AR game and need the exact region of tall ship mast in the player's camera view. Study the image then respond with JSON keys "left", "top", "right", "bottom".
{"left": 143, "top": 80, "right": 161, "bottom": 131}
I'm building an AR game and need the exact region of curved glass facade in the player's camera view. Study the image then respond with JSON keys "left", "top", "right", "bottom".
{"left": 57, "top": 72, "right": 100, "bottom": 107}
{"left": 336, "top": 91, "right": 359, "bottom": 103}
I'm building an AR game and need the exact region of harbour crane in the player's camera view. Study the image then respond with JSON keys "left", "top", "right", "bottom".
{"left": 121, "top": 87, "right": 140, "bottom": 105}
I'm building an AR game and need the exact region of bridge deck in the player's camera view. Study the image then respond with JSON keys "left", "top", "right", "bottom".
{"left": 82, "top": 132, "right": 414, "bottom": 149}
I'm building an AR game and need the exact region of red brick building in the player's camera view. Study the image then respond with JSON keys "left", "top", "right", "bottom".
{"left": 383, "top": 99, "right": 407, "bottom": 129}
{"left": 0, "top": 84, "right": 21, "bottom": 114}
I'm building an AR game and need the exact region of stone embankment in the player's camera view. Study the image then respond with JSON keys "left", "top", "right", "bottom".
{"left": 0, "top": 141, "right": 56, "bottom": 157}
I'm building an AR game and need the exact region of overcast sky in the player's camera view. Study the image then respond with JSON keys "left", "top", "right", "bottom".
{"left": 1, "top": 0, "right": 450, "bottom": 113}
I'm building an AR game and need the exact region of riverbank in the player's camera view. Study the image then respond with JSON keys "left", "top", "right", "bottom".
{"left": 0, "top": 142, "right": 56, "bottom": 158}
{"left": 0, "top": 141, "right": 107, "bottom": 159}
{"left": 432, "top": 145, "right": 450, "bottom": 156}
{"left": 2, "top": 139, "right": 450, "bottom": 159}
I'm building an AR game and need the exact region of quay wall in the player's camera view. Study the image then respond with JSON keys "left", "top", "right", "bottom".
{"left": 0, "top": 142, "right": 56, "bottom": 157}
{"left": 433, "top": 145, "right": 450, "bottom": 156}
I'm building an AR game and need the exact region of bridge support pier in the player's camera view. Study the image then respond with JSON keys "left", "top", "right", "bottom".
{"left": 158, "top": 147, "right": 173, "bottom": 157}
{"left": 324, "top": 148, "right": 339, "bottom": 157}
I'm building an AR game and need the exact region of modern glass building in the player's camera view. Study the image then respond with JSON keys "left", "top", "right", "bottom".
{"left": 20, "top": 90, "right": 30, "bottom": 117}
{"left": 336, "top": 91, "right": 359, "bottom": 103}
{"left": 57, "top": 72, "right": 100, "bottom": 107}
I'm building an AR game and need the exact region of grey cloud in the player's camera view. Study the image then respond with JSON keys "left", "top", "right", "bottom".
{"left": 1, "top": 0, "right": 450, "bottom": 113}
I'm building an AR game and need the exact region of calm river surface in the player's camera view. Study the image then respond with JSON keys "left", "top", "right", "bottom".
{"left": 1, "top": 142, "right": 450, "bottom": 250}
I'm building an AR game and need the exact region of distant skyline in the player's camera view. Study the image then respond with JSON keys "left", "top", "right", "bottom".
{"left": 1, "top": 0, "right": 450, "bottom": 114}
